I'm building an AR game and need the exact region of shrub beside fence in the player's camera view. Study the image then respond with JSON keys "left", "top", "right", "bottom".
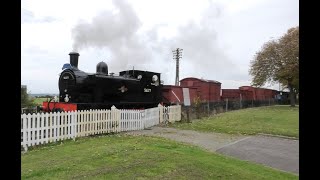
{"left": 21, "top": 104, "right": 181, "bottom": 152}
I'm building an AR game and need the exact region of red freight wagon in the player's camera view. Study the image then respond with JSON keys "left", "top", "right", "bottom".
{"left": 246, "top": 87, "right": 276, "bottom": 101}
{"left": 180, "top": 77, "right": 221, "bottom": 102}
{"left": 240, "top": 90, "right": 254, "bottom": 100}
{"left": 162, "top": 85, "right": 197, "bottom": 105}
{"left": 221, "top": 89, "right": 241, "bottom": 100}
{"left": 255, "top": 88, "right": 267, "bottom": 100}
{"left": 239, "top": 86, "right": 256, "bottom": 100}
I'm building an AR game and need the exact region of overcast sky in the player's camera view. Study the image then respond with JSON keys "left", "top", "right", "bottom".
{"left": 21, "top": 0, "right": 299, "bottom": 94}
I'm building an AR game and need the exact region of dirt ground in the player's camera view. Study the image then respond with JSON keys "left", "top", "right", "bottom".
{"left": 124, "top": 126, "right": 249, "bottom": 152}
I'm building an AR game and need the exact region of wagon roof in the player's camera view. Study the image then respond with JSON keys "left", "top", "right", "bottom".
{"left": 180, "top": 77, "right": 221, "bottom": 84}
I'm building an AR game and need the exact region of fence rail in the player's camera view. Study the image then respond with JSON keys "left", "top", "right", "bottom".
{"left": 21, "top": 104, "right": 181, "bottom": 152}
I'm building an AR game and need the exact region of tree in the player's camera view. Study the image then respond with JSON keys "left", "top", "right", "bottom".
{"left": 21, "top": 87, "right": 35, "bottom": 108}
{"left": 249, "top": 26, "right": 299, "bottom": 107}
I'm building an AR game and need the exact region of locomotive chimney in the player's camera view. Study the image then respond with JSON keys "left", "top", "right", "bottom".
{"left": 69, "top": 52, "right": 80, "bottom": 68}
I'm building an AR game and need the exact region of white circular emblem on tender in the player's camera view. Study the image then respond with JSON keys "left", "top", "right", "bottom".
{"left": 118, "top": 86, "right": 128, "bottom": 93}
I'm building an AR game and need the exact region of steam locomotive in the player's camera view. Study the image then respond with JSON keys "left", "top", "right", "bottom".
{"left": 37, "top": 52, "right": 285, "bottom": 113}
{"left": 40, "top": 52, "right": 163, "bottom": 112}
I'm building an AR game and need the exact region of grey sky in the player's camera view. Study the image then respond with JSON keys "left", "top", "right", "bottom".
{"left": 21, "top": 0, "right": 299, "bottom": 94}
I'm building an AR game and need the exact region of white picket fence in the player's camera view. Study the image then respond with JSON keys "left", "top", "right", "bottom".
{"left": 164, "top": 105, "right": 181, "bottom": 123}
{"left": 21, "top": 104, "right": 181, "bottom": 152}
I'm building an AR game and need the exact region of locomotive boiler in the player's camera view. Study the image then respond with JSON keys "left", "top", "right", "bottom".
{"left": 41, "top": 52, "right": 163, "bottom": 112}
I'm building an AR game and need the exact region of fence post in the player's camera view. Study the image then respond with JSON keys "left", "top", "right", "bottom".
{"left": 46, "top": 112, "right": 51, "bottom": 143}
{"left": 31, "top": 113, "right": 37, "bottom": 146}
{"left": 111, "top": 105, "right": 120, "bottom": 132}
{"left": 117, "top": 108, "right": 121, "bottom": 132}
{"left": 207, "top": 101, "right": 210, "bottom": 116}
{"left": 167, "top": 106, "right": 171, "bottom": 123}
{"left": 56, "top": 112, "right": 60, "bottom": 141}
{"left": 22, "top": 114, "right": 28, "bottom": 152}
{"left": 143, "top": 109, "right": 147, "bottom": 129}
{"left": 226, "top": 98, "right": 228, "bottom": 112}
{"left": 188, "top": 106, "right": 191, "bottom": 122}
{"left": 158, "top": 104, "right": 163, "bottom": 124}
{"left": 240, "top": 94, "right": 242, "bottom": 109}
{"left": 111, "top": 106, "right": 115, "bottom": 132}
{"left": 72, "top": 111, "right": 76, "bottom": 141}
{"left": 27, "top": 113, "right": 31, "bottom": 148}
{"left": 35, "top": 113, "right": 41, "bottom": 145}
{"left": 178, "top": 105, "right": 181, "bottom": 121}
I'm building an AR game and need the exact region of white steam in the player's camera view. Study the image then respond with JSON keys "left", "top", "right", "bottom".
{"left": 72, "top": 0, "right": 239, "bottom": 84}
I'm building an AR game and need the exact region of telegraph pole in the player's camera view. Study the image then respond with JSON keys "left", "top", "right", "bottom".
{"left": 172, "top": 48, "right": 183, "bottom": 86}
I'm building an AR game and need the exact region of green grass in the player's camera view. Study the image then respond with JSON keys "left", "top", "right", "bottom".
{"left": 32, "top": 98, "right": 49, "bottom": 105}
{"left": 172, "top": 105, "right": 299, "bottom": 138}
{"left": 22, "top": 134, "right": 297, "bottom": 179}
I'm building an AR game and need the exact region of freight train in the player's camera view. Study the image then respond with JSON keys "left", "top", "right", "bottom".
{"left": 161, "top": 78, "right": 286, "bottom": 105}
{"left": 39, "top": 52, "right": 284, "bottom": 113}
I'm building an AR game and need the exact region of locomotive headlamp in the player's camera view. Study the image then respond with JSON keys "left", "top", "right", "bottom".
{"left": 137, "top": 75, "right": 142, "bottom": 80}
{"left": 152, "top": 75, "right": 158, "bottom": 82}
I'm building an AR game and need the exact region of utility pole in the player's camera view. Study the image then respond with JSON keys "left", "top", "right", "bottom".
{"left": 172, "top": 48, "right": 183, "bottom": 86}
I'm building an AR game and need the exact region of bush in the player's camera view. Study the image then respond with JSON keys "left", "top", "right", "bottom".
{"left": 21, "top": 88, "right": 36, "bottom": 108}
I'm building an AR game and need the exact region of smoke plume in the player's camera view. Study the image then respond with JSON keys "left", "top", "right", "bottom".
{"left": 72, "top": 0, "right": 153, "bottom": 71}
{"left": 72, "top": 0, "right": 240, "bottom": 84}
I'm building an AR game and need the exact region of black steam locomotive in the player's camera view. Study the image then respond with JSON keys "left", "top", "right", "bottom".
{"left": 42, "top": 52, "right": 163, "bottom": 112}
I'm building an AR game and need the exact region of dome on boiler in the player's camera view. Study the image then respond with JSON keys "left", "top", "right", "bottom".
{"left": 96, "top": 61, "right": 108, "bottom": 75}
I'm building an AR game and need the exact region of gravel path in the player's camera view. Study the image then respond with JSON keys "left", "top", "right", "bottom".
{"left": 125, "top": 126, "right": 249, "bottom": 151}
{"left": 217, "top": 135, "right": 299, "bottom": 175}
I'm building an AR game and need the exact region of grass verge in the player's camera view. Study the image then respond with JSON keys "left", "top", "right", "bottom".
{"left": 172, "top": 105, "right": 299, "bottom": 138}
{"left": 32, "top": 98, "right": 49, "bottom": 105}
{"left": 22, "top": 134, "right": 297, "bottom": 179}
